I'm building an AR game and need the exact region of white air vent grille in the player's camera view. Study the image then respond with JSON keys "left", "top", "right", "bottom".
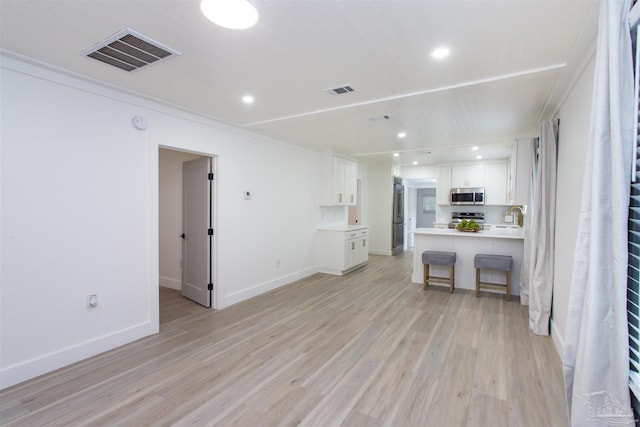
{"left": 324, "top": 85, "right": 356, "bottom": 96}
{"left": 83, "top": 28, "right": 180, "bottom": 72}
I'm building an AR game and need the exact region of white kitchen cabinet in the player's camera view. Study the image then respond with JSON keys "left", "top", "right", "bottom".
{"left": 484, "top": 163, "right": 508, "bottom": 205}
{"left": 451, "top": 165, "right": 484, "bottom": 187}
{"left": 316, "top": 227, "right": 368, "bottom": 275}
{"left": 320, "top": 155, "right": 358, "bottom": 206}
{"left": 436, "top": 167, "right": 452, "bottom": 204}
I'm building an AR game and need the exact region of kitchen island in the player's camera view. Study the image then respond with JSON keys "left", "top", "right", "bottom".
{"left": 412, "top": 227, "right": 524, "bottom": 296}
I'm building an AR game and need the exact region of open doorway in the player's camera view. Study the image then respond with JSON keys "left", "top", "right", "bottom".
{"left": 158, "top": 148, "right": 215, "bottom": 323}
{"left": 404, "top": 178, "right": 437, "bottom": 249}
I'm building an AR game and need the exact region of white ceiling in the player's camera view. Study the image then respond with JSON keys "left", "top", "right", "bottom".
{"left": 0, "top": 0, "right": 599, "bottom": 166}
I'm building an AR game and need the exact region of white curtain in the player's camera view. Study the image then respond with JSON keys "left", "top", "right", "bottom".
{"left": 528, "top": 121, "right": 558, "bottom": 335}
{"left": 519, "top": 139, "right": 537, "bottom": 308}
{"left": 562, "top": 0, "right": 635, "bottom": 425}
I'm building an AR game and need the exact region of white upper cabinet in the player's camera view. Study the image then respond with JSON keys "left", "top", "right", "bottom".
{"left": 439, "top": 162, "right": 509, "bottom": 205}
{"left": 320, "top": 155, "right": 358, "bottom": 206}
{"left": 451, "top": 165, "right": 484, "bottom": 187}
{"left": 436, "top": 167, "right": 452, "bottom": 205}
{"left": 484, "top": 163, "right": 508, "bottom": 205}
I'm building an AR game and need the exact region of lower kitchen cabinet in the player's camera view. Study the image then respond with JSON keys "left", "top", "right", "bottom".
{"left": 316, "top": 226, "right": 369, "bottom": 275}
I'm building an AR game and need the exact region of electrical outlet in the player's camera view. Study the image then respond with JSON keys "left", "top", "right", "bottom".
{"left": 86, "top": 294, "right": 98, "bottom": 308}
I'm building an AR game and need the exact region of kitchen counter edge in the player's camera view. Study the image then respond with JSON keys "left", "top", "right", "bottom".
{"left": 414, "top": 227, "right": 523, "bottom": 240}
{"left": 317, "top": 225, "right": 369, "bottom": 232}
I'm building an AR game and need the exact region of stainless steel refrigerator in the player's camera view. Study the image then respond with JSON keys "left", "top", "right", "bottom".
{"left": 392, "top": 177, "right": 404, "bottom": 255}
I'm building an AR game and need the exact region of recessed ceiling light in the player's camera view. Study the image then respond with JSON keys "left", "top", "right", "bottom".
{"left": 412, "top": 161, "right": 418, "bottom": 165}
{"left": 471, "top": 146, "right": 479, "bottom": 151}
{"left": 242, "top": 95, "right": 254, "bottom": 104}
{"left": 432, "top": 47, "right": 450, "bottom": 59}
{"left": 476, "top": 155, "right": 483, "bottom": 160}
{"left": 398, "top": 132, "right": 406, "bottom": 139}
{"left": 200, "top": 0, "right": 259, "bottom": 30}
{"left": 393, "top": 153, "right": 400, "bottom": 157}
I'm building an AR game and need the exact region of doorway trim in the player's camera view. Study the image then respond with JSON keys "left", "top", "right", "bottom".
{"left": 150, "top": 144, "right": 219, "bottom": 332}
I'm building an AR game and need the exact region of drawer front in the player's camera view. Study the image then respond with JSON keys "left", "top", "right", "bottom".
{"left": 346, "top": 228, "right": 368, "bottom": 240}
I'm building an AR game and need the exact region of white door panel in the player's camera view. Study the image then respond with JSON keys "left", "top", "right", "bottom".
{"left": 181, "top": 157, "right": 211, "bottom": 307}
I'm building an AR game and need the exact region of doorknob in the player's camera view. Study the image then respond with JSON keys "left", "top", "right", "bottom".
{"left": 180, "top": 233, "right": 185, "bottom": 239}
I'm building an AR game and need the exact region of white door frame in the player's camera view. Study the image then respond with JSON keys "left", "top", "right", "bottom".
{"left": 150, "top": 144, "right": 219, "bottom": 332}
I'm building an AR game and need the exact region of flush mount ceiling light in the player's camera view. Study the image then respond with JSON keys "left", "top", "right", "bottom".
{"left": 242, "top": 95, "right": 254, "bottom": 104}
{"left": 412, "top": 161, "right": 418, "bottom": 165}
{"left": 471, "top": 146, "right": 479, "bottom": 151}
{"left": 397, "top": 132, "right": 406, "bottom": 139}
{"left": 432, "top": 47, "right": 450, "bottom": 59}
{"left": 200, "top": 0, "right": 259, "bottom": 30}
{"left": 476, "top": 155, "right": 483, "bottom": 160}
{"left": 393, "top": 153, "right": 400, "bottom": 157}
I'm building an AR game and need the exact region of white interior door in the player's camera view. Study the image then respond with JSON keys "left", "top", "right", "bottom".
{"left": 181, "top": 157, "right": 212, "bottom": 307}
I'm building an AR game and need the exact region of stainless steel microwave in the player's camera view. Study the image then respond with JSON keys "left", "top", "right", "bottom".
{"left": 450, "top": 187, "right": 485, "bottom": 205}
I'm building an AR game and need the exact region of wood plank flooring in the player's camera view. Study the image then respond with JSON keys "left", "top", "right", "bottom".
{"left": 0, "top": 251, "right": 568, "bottom": 426}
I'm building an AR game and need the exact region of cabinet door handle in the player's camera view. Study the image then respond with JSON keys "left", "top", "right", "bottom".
{"left": 338, "top": 193, "right": 343, "bottom": 203}
{"left": 350, "top": 194, "right": 354, "bottom": 203}
{"left": 362, "top": 239, "right": 366, "bottom": 247}
{"left": 352, "top": 242, "right": 355, "bottom": 250}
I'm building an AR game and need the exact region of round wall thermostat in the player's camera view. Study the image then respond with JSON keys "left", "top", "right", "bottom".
{"left": 132, "top": 116, "right": 148, "bottom": 130}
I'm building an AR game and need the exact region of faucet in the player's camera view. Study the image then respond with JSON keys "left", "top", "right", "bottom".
{"left": 508, "top": 206, "right": 524, "bottom": 228}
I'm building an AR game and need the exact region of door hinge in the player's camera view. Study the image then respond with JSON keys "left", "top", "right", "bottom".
{"left": 208, "top": 172, "right": 214, "bottom": 180}
{"left": 208, "top": 228, "right": 214, "bottom": 236}
{"left": 208, "top": 283, "right": 213, "bottom": 291}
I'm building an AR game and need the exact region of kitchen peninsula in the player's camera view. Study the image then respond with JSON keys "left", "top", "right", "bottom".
{"left": 412, "top": 227, "right": 524, "bottom": 296}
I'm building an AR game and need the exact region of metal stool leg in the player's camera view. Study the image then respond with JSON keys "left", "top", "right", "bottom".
{"left": 506, "top": 270, "right": 511, "bottom": 301}
{"left": 475, "top": 268, "right": 480, "bottom": 297}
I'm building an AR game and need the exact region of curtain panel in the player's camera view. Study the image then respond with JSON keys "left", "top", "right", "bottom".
{"left": 562, "top": 0, "right": 635, "bottom": 425}
{"left": 528, "top": 122, "right": 558, "bottom": 335}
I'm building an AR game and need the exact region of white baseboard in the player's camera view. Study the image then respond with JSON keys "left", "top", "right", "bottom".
{"left": 223, "top": 267, "right": 318, "bottom": 308}
{"left": 369, "top": 249, "right": 393, "bottom": 256}
{"left": 159, "top": 276, "right": 181, "bottom": 290}
{"left": 0, "top": 321, "right": 157, "bottom": 390}
{"left": 551, "top": 319, "right": 564, "bottom": 359}
{"left": 317, "top": 267, "right": 343, "bottom": 275}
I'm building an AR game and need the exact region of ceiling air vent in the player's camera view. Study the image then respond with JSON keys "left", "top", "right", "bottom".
{"left": 324, "top": 85, "right": 356, "bottom": 96}
{"left": 82, "top": 28, "right": 180, "bottom": 72}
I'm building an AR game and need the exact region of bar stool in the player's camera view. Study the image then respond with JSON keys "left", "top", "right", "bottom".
{"left": 474, "top": 254, "right": 512, "bottom": 301}
{"left": 421, "top": 251, "right": 456, "bottom": 293}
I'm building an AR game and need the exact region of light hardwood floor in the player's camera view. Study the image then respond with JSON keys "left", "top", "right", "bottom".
{"left": 0, "top": 251, "right": 568, "bottom": 426}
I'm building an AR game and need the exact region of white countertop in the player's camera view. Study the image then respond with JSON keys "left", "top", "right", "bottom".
{"left": 318, "top": 224, "right": 369, "bottom": 232}
{"left": 414, "top": 226, "right": 524, "bottom": 240}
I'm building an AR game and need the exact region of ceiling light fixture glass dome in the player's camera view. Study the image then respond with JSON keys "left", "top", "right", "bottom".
{"left": 432, "top": 47, "right": 450, "bottom": 59}
{"left": 201, "top": 0, "right": 259, "bottom": 30}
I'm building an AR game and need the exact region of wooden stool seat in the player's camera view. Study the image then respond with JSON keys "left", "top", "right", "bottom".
{"left": 474, "top": 254, "right": 512, "bottom": 300}
{"left": 422, "top": 251, "right": 456, "bottom": 293}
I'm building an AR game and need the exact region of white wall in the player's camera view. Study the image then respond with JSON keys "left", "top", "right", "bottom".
{"left": 159, "top": 149, "right": 205, "bottom": 290}
{"left": 401, "top": 165, "right": 439, "bottom": 180}
{"left": 0, "top": 56, "right": 321, "bottom": 389}
{"left": 551, "top": 52, "right": 596, "bottom": 354}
